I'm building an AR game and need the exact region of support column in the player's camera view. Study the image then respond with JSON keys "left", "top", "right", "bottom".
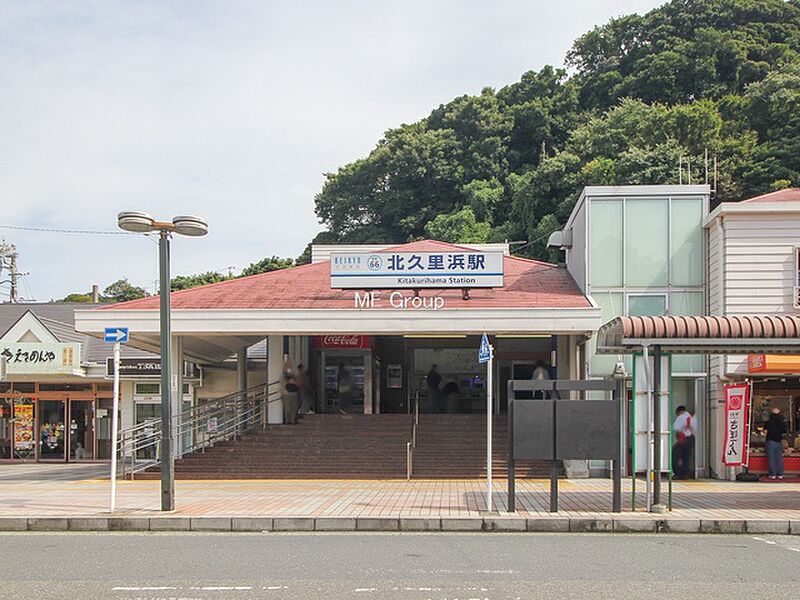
{"left": 237, "top": 346, "right": 248, "bottom": 437}
{"left": 267, "top": 335, "right": 284, "bottom": 424}
{"left": 170, "top": 334, "right": 184, "bottom": 458}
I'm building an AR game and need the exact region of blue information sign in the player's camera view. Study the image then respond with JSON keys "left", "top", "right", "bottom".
{"left": 478, "top": 333, "right": 491, "bottom": 364}
{"left": 104, "top": 327, "right": 129, "bottom": 344}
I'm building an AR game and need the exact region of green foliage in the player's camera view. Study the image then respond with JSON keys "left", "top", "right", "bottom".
{"left": 424, "top": 207, "right": 491, "bottom": 243}
{"left": 171, "top": 271, "right": 231, "bottom": 291}
{"left": 60, "top": 293, "right": 95, "bottom": 303}
{"left": 310, "top": 0, "right": 800, "bottom": 260}
{"left": 241, "top": 256, "right": 296, "bottom": 277}
{"left": 103, "top": 279, "right": 148, "bottom": 303}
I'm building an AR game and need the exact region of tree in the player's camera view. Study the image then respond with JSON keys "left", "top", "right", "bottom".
{"left": 171, "top": 271, "right": 231, "bottom": 291}
{"left": 103, "top": 279, "right": 148, "bottom": 303}
{"left": 307, "top": 0, "right": 800, "bottom": 260}
{"left": 241, "top": 256, "right": 295, "bottom": 277}
{"left": 60, "top": 292, "right": 95, "bottom": 303}
{"left": 424, "top": 207, "right": 491, "bottom": 243}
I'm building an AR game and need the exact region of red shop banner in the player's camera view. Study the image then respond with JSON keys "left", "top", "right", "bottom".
{"left": 722, "top": 383, "right": 751, "bottom": 467}
{"left": 313, "top": 335, "right": 372, "bottom": 350}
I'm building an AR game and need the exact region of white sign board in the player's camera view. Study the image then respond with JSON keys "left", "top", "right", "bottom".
{"left": 330, "top": 251, "right": 504, "bottom": 289}
{"left": 0, "top": 342, "right": 82, "bottom": 376}
{"left": 633, "top": 354, "right": 671, "bottom": 472}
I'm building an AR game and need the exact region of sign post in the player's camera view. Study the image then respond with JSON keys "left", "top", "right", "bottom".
{"left": 479, "top": 333, "right": 493, "bottom": 511}
{"left": 104, "top": 327, "right": 128, "bottom": 512}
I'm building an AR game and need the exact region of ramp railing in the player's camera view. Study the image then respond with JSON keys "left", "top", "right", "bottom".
{"left": 118, "top": 380, "right": 282, "bottom": 478}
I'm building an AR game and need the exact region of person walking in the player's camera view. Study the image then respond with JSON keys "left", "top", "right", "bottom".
{"left": 672, "top": 405, "right": 697, "bottom": 479}
{"left": 282, "top": 357, "right": 300, "bottom": 424}
{"left": 296, "top": 363, "right": 315, "bottom": 414}
{"left": 425, "top": 364, "right": 442, "bottom": 414}
{"left": 765, "top": 407, "right": 787, "bottom": 480}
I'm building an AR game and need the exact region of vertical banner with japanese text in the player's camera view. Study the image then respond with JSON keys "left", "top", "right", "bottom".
{"left": 722, "top": 383, "right": 751, "bottom": 467}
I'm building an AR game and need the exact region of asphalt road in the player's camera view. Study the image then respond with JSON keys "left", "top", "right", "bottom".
{"left": 1, "top": 532, "right": 799, "bottom": 599}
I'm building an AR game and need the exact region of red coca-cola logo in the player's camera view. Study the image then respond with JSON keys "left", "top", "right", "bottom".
{"left": 313, "top": 335, "right": 371, "bottom": 349}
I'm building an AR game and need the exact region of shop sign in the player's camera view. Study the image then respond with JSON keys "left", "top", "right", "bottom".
{"left": 13, "top": 399, "right": 34, "bottom": 451}
{"left": 105, "top": 358, "right": 199, "bottom": 379}
{"left": 722, "top": 383, "right": 751, "bottom": 467}
{"left": 0, "top": 342, "right": 82, "bottom": 376}
{"left": 353, "top": 291, "right": 446, "bottom": 310}
{"left": 313, "top": 335, "right": 372, "bottom": 350}
{"left": 747, "top": 354, "right": 767, "bottom": 372}
{"left": 330, "top": 251, "right": 504, "bottom": 289}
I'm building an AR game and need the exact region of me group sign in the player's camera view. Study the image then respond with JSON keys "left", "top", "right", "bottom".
{"left": 330, "top": 251, "right": 504, "bottom": 289}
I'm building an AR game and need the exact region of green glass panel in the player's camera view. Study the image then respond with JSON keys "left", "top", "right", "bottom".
{"left": 671, "top": 291, "right": 705, "bottom": 372}
{"left": 671, "top": 198, "right": 703, "bottom": 286}
{"left": 628, "top": 294, "right": 667, "bottom": 317}
{"left": 626, "top": 199, "right": 668, "bottom": 286}
{"left": 590, "top": 200, "right": 623, "bottom": 287}
{"left": 589, "top": 292, "right": 624, "bottom": 377}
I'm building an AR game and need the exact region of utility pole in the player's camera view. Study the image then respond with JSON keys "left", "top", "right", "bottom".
{"left": 0, "top": 241, "right": 20, "bottom": 303}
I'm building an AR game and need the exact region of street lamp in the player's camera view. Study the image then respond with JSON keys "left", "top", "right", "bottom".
{"left": 118, "top": 211, "right": 208, "bottom": 511}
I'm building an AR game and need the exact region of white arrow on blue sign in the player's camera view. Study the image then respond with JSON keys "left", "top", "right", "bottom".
{"left": 104, "top": 327, "right": 129, "bottom": 343}
{"left": 478, "top": 333, "right": 491, "bottom": 363}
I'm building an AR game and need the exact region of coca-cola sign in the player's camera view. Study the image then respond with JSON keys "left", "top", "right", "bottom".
{"left": 313, "top": 335, "right": 372, "bottom": 349}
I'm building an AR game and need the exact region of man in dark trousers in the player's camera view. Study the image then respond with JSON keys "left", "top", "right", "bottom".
{"left": 425, "top": 364, "right": 442, "bottom": 413}
{"left": 672, "top": 405, "right": 697, "bottom": 479}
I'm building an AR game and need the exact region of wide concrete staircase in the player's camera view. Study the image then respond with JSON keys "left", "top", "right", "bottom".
{"left": 136, "top": 413, "right": 558, "bottom": 479}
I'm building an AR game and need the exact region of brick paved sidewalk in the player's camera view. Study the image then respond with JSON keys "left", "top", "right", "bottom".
{"left": 1, "top": 463, "right": 798, "bottom": 522}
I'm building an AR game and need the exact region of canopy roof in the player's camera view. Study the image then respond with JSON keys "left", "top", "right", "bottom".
{"left": 596, "top": 315, "right": 800, "bottom": 355}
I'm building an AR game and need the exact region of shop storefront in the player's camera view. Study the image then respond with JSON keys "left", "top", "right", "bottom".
{"left": 0, "top": 381, "right": 114, "bottom": 461}
{"left": 744, "top": 356, "right": 800, "bottom": 474}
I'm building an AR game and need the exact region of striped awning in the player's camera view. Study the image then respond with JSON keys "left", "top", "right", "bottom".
{"left": 596, "top": 315, "right": 800, "bottom": 355}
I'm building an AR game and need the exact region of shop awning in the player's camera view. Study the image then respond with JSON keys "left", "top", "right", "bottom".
{"left": 596, "top": 315, "right": 800, "bottom": 355}
{"left": 747, "top": 354, "right": 800, "bottom": 373}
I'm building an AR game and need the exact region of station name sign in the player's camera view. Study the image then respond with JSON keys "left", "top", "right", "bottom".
{"left": 330, "top": 251, "right": 504, "bottom": 289}
{"left": 105, "top": 357, "right": 199, "bottom": 379}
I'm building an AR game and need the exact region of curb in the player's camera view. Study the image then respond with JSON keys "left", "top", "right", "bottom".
{"left": 1, "top": 516, "right": 797, "bottom": 534}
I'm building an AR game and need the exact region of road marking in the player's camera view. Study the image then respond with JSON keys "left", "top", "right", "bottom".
{"left": 752, "top": 536, "right": 800, "bottom": 553}
{"left": 112, "top": 586, "right": 178, "bottom": 591}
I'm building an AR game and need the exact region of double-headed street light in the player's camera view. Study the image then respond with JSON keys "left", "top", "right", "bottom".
{"left": 118, "top": 212, "right": 208, "bottom": 511}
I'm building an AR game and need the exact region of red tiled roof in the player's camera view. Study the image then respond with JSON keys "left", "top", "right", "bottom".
{"left": 740, "top": 188, "right": 800, "bottom": 203}
{"left": 103, "top": 240, "right": 590, "bottom": 311}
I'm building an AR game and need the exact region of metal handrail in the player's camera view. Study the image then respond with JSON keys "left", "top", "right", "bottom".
{"left": 406, "top": 391, "right": 419, "bottom": 480}
{"left": 118, "top": 380, "right": 283, "bottom": 478}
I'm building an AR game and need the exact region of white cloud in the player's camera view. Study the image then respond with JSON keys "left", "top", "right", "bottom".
{"left": 0, "top": 0, "right": 664, "bottom": 300}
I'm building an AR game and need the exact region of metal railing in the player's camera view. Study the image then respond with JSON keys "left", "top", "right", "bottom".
{"left": 118, "top": 380, "right": 282, "bottom": 478}
{"left": 406, "top": 391, "right": 419, "bottom": 479}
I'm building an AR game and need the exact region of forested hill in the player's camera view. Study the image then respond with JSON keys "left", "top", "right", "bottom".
{"left": 308, "top": 0, "right": 800, "bottom": 262}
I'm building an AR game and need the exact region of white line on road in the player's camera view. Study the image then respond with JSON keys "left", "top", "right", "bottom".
{"left": 112, "top": 586, "right": 178, "bottom": 591}
{"left": 752, "top": 536, "right": 800, "bottom": 554}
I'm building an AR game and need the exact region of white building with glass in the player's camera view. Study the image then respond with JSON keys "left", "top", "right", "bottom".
{"left": 551, "top": 185, "right": 711, "bottom": 477}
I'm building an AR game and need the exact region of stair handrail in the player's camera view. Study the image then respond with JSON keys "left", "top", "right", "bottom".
{"left": 118, "top": 379, "right": 283, "bottom": 478}
{"left": 406, "top": 390, "right": 419, "bottom": 480}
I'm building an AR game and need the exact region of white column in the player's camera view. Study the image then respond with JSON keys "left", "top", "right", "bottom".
{"left": 170, "top": 334, "right": 184, "bottom": 458}
{"left": 267, "top": 335, "right": 284, "bottom": 424}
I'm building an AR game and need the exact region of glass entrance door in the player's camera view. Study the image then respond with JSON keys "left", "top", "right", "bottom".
{"left": 69, "top": 400, "right": 95, "bottom": 461}
{"left": 38, "top": 400, "right": 66, "bottom": 461}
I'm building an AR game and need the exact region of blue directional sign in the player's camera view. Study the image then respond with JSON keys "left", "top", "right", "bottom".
{"left": 104, "top": 327, "right": 129, "bottom": 344}
{"left": 478, "top": 333, "right": 491, "bottom": 363}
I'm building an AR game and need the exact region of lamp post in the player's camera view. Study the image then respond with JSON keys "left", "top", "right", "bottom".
{"left": 117, "top": 212, "right": 208, "bottom": 511}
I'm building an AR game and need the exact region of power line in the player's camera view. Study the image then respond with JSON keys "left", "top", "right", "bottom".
{"left": 0, "top": 224, "right": 150, "bottom": 236}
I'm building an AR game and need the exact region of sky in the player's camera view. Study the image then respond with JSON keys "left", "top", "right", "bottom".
{"left": 0, "top": 0, "right": 665, "bottom": 301}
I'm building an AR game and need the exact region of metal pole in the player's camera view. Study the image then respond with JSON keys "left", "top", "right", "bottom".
{"left": 486, "top": 344, "right": 493, "bottom": 512}
{"left": 159, "top": 230, "right": 175, "bottom": 511}
{"left": 507, "top": 389, "right": 515, "bottom": 513}
{"left": 612, "top": 382, "right": 621, "bottom": 513}
{"left": 653, "top": 345, "right": 662, "bottom": 509}
{"left": 642, "top": 345, "right": 652, "bottom": 512}
{"left": 110, "top": 341, "right": 120, "bottom": 511}
{"left": 550, "top": 387, "right": 558, "bottom": 513}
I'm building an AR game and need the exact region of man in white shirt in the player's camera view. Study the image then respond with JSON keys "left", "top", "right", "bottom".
{"left": 672, "top": 405, "right": 697, "bottom": 479}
